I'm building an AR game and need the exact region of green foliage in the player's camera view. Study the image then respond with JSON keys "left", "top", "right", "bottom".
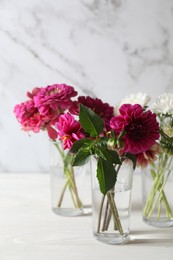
{"left": 72, "top": 148, "right": 91, "bottom": 166}
{"left": 160, "top": 130, "right": 173, "bottom": 155}
{"left": 97, "top": 158, "right": 117, "bottom": 195}
{"left": 96, "top": 146, "right": 122, "bottom": 165}
{"left": 124, "top": 153, "right": 137, "bottom": 170}
{"left": 70, "top": 104, "right": 134, "bottom": 195}
{"left": 79, "top": 104, "right": 104, "bottom": 137}
{"left": 70, "top": 138, "right": 92, "bottom": 153}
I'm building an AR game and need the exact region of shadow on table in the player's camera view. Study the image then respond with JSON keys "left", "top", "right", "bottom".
{"left": 80, "top": 205, "right": 92, "bottom": 217}
{"left": 129, "top": 229, "right": 173, "bottom": 246}
{"left": 131, "top": 202, "right": 143, "bottom": 212}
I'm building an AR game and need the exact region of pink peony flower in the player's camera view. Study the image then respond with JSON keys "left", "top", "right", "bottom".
{"left": 136, "top": 143, "right": 161, "bottom": 168}
{"left": 110, "top": 104, "right": 160, "bottom": 154}
{"left": 33, "top": 84, "right": 77, "bottom": 121}
{"left": 55, "top": 113, "right": 85, "bottom": 150}
{"left": 69, "top": 96, "right": 114, "bottom": 131}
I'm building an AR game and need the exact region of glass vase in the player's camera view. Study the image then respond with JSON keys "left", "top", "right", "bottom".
{"left": 91, "top": 157, "right": 134, "bottom": 244}
{"left": 49, "top": 140, "right": 91, "bottom": 217}
{"left": 142, "top": 153, "right": 173, "bottom": 227}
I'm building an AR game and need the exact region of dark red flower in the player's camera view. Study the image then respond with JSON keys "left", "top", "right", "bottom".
{"left": 69, "top": 96, "right": 114, "bottom": 131}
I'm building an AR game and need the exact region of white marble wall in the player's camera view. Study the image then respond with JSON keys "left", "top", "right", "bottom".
{"left": 0, "top": 0, "right": 173, "bottom": 173}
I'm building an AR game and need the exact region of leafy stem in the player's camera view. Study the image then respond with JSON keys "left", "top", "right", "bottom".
{"left": 70, "top": 104, "right": 136, "bottom": 236}
{"left": 101, "top": 163, "right": 122, "bottom": 231}
{"left": 143, "top": 153, "right": 173, "bottom": 220}
{"left": 107, "top": 191, "right": 123, "bottom": 235}
{"left": 54, "top": 142, "right": 83, "bottom": 209}
{"left": 97, "top": 195, "right": 105, "bottom": 233}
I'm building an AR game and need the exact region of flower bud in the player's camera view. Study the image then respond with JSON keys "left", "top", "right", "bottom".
{"left": 107, "top": 138, "right": 116, "bottom": 150}
{"left": 116, "top": 139, "right": 124, "bottom": 149}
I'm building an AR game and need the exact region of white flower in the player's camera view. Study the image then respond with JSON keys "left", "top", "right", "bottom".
{"left": 152, "top": 93, "right": 173, "bottom": 115}
{"left": 114, "top": 92, "right": 151, "bottom": 115}
{"left": 119, "top": 92, "right": 151, "bottom": 107}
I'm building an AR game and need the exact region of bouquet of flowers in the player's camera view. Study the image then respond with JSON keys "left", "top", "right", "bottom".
{"left": 14, "top": 83, "right": 114, "bottom": 212}
{"left": 142, "top": 93, "right": 173, "bottom": 223}
{"left": 14, "top": 85, "right": 161, "bottom": 232}
{"left": 70, "top": 100, "right": 160, "bottom": 235}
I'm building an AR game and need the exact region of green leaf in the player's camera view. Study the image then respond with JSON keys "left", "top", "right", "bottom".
{"left": 97, "top": 136, "right": 109, "bottom": 144}
{"left": 97, "top": 146, "right": 122, "bottom": 165}
{"left": 97, "top": 158, "right": 117, "bottom": 195}
{"left": 124, "top": 153, "right": 136, "bottom": 170}
{"left": 110, "top": 130, "right": 116, "bottom": 138}
{"left": 70, "top": 138, "right": 92, "bottom": 153}
{"left": 79, "top": 104, "right": 104, "bottom": 137}
{"left": 72, "top": 148, "right": 91, "bottom": 166}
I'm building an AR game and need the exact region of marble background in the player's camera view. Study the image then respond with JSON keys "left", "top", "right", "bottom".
{"left": 0, "top": 0, "right": 173, "bottom": 173}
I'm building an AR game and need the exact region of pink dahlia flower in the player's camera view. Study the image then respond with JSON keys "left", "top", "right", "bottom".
{"left": 33, "top": 84, "right": 77, "bottom": 120}
{"left": 55, "top": 113, "right": 85, "bottom": 150}
{"left": 69, "top": 96, "right": 114, "bottom": 131}
{"left": 110, "top": 104, "right": 160, "bottom": 154}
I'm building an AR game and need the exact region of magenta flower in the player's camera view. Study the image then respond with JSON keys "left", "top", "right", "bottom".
{"left": 34, "top": 84, "right": 77, "bottom": 121}
{"left": 14, "top": 100, "right": 36, "bottom": 124}
{"left": 27, "top": 87, "right": 41, "bottom": 99}
{"left": 14, "top": 84, "right": 78, "bottom": 139}
{"left": 55, "top": 113, "right": 85, "bottom": 150}
{"left": 69, "top": 96, "right": 114, "bottom": 131}
{"left": 22, "top": 113, "right": 48, "bottom": 133}
{"left": 14, "top": 100, "right": 48, "bottom": 133}
{"left": 110, "top": 104, "right": 160, "bottom": 154}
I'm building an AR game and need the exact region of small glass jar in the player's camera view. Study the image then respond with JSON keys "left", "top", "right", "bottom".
{"left": 91, "top": 157, "right": 134, "bottom": 244}
{"left": 142, "top": 153, "right": 173, "bottom": 227}
{"left": 49, "top": 140, "right": 91, "bottom": 217}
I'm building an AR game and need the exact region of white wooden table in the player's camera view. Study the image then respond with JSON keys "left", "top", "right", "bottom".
{"left": 0, "top": 173, "right": 172, "bottom": 260}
